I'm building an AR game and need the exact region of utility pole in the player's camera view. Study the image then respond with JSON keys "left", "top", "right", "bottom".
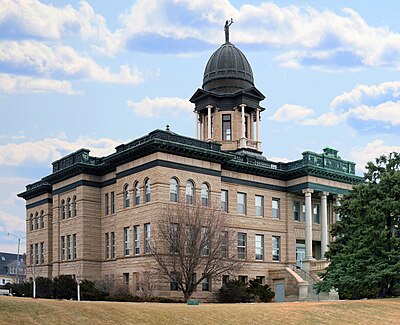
{"left": 7, "top": 233, "right": 22, "bottom": 284}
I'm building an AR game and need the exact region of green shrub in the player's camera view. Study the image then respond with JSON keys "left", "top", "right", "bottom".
{"left": 36, "top": 277, "right": 52, "bottom": 299}
{"left": 217, "top": 280, "right": 252, "bottom": 303}
{"left": 80, "top": 280, "right": 109, "bottom": 301}
{"left": 247, "top": 280, "right": 275, "bottom": 302}
{"left": 5, "top": 282, "right": 32, "bottom": 297}
{"left": 51, "top": 275, "right": 77, "bottom": 300}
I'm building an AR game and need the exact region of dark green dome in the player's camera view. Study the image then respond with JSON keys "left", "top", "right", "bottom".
{"left": 202, "top": 42, "right": 254, "bottom": 94}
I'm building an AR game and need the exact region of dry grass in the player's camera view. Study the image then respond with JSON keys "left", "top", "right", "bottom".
{"left": 1, "top": 296, "right": 400, "bottom": 325}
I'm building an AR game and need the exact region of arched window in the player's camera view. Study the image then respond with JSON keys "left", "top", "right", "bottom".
{"left": 35, "top": 212, "right": 39, "bottom": 229}
{"left": 201, "top": 183, "right": 209, "bottom": 207}
{"left": 61, "top": 200, "right": 65, "bottom": 220}
{"left": 41, "top": 210, "right": 45, "bottom": 228}
{"left": 134, "top": 181, "right": 140, "bottom": 205}
{"left": 170, "top": 178, "right": 179, "bottom": 202}
{"left": 30, "top": 214, "right": 33, "bottom": 231}
{"left": 186, "top": 180, "right": 194, "bottom": 204}
{"left": 73, "top": 196, "right": 77, "bottom": 217}
{"left": 124, "top": 184, "right": 130, "bottom": 208}
{"left": 145, "top": 178, "right": 151, "bottom": 203}
{"left": 67, "top": 198, "right": 71, "bottom": 218}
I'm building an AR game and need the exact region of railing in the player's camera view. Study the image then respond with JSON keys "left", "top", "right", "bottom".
{"left": 309, "top": 259, "right": 330, "bottom": 271}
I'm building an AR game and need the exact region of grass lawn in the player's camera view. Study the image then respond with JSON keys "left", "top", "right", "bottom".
{"left": 1, "top": 296, "right": 400, "bottom": 325}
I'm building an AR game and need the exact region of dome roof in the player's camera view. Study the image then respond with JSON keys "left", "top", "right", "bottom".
{"left": 202, "top": 42, "right": 254, "bottom": 94}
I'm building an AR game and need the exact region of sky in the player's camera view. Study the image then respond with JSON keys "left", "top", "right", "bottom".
{"left": 1, "top": 0, "right": 400, "bottom": 254}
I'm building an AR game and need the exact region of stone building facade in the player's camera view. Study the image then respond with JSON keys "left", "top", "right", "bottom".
{"left": 18, "top": 32, "right": 362, "bottom": 302}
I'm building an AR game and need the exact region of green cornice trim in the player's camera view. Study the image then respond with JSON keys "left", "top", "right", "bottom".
{"left": 26, "top": 198, "right": 53, "bottom": 210}
{"left": 287, "top": 182, "right": 352, "bottom": 195}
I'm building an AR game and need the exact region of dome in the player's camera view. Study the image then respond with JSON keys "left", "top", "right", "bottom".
{"left": 202, "top": 42, "right": 254, "bottom": 94}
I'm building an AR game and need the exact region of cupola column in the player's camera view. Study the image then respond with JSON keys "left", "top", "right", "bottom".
{"left": 206, "top": 105, "right": 212, "bottom": 141}
{"left": 256, "top": 107, "right": 260, "bottom": 151}
{"left": 240, "top": 104, "right": 246, "bottom": 138}
{"left": 196, "top": 112, "right": 199, "bottom": 140}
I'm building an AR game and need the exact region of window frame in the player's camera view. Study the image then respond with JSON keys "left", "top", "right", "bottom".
{"left": 221, "top": 190, "right": 228, "bottom": 212}
{"left": 111, "top": 192, "right": 115, "bottom": 214}
{"left": 237, "top": 232, "right": 247, "bottom": 260}
{"left": 134, "top": 181, "right": 140, "bottom": 205}
{"left": 313, "top": 204, "right": 320, "bottom": 224}
{"left": 145, "top": 178, "right": 151, "bottom": 203}
{"left": 272, "top": 235, "right": 281, "bottom": 261}
{"left": 222, "top": 114, "right": 232, "bottom": 140}
{"left": 255, "top": 234, "right": 264, "bottom": 261}
{"left": 144, "top": 223, "right": 151, "bottom": 254}
{"left": 124, "top": 184, "right": 130, "bottom": 208}
{"left": 293, "top": 201, "right": 300, "bottom": 222}
{"left": 255, "top": 195, "right": 264, "bottom": 217}
{"left": 105, "top": 193, "right": 109, "bottom": 215}
{"left": 105, "top": 233, "right": 110, "bottom": 259}
{"left": 169, "top": 178, "right": 179, "bottom": 202}
{"left": 237, "top": 192, "right": 247, "bottom": 215}
{"left": 272, "top": 198, "right": 280, "bottom": 219}
{"left": 186, "top": 180, "right": 195, "bottom": 204}
{"left": 124, "top": 227, "right": 130, "bottom": 256}
{"left": 134, "top": 225, "right": 140, "bottom": 255}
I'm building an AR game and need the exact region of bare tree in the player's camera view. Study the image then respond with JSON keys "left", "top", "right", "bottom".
{"left": 151, "top": 203, "right": 242, "bottom": 301}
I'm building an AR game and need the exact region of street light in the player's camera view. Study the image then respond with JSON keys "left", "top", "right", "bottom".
{"left": 7, "top": 232, "right": 23, "bottom": 284}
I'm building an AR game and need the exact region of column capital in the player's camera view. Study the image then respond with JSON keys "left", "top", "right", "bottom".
{"left": 320, "top": 191, "right": 329, "bottom": 198}
{"left": 206, "top": 104, "right": 213, "bottom": 109}
{"left": 239, "top": 103, "right": 246, "bottom": 109}
{"left": 302, "top": 188, "right": 314, "bottom": 195}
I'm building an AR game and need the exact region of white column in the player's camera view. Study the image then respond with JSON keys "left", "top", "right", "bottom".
{"left": 206, "top": 105, "right": 212, "bottom": 140}
{"left": 240, "top": 104, "right": 246, "bottom": 138}
{"left": 320, "top": 191, "right": 329, "bottom": 258}
{"left": 302, "top": 189, "right": 314, "bottom": 260}
{"left": 200, "top": 114, "right": 204, "bottom": 140}
{"left": 334, "top": 194, "right": 342, "bottom": 222}
{"left": 196, "top": 112, "right": 199, "bottom": 140}
{"left": 256, "top": 107, "right": 260, "bottom": 151}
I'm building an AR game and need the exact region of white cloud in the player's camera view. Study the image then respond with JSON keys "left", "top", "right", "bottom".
{"left": 127, "top": 97, "right": 193, "bottom": 118}
{"left": 270, "top": 104, "right": 314, "bottom": 122}
{"left": 0, "top": 210, "right": 25, "bottom": 233}
{"left": 0, "top": 41, "right": 143, "bottom": 85}
{"left": 0, "top": 73, "right": 78, "bottom": 94}
{"left": 351, "top": 140, "right": 400, "bottom": 173}
{"left": 0, "top": 136, "right": 120, "bottom": 166}
{"left": 0, "top": 0, "right": 118, "bottom": 54}
{"left": 302, "top": 81, "right": 400, "bottom": 128}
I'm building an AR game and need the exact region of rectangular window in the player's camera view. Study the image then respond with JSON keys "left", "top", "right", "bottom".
{"left": 237, "top": 232, "right": 247, "bottom": 259}
{"left": 272, "top": 236, "right": 280, "bottom": 261}
{"left": 170, "top": 223, "right": 179, "bottom": 254}
{"left": 111, "top": 232, "right": 115, "bottom": 258}
{"left": 105, "top": 233, "right": 110, "bottom": 259}
{"left": 73, "top": 234, "right": 77, "bottom": 259}
{"left": 221, "top": 190, "right": 228, "bottom": 212}
{"left": 35, "top": 243, "right": 39, "bottom": 265}
{"left": 222, "top": 275, "right": 230, "bottom": 285}
{"left": 111, "top": 191, "right": 115, "bottom": 214}
{"left": 238, "top": 275, "right": 248, "bottom": 284}
{"left": 202, "top": 275, "right": 210, "bottom": 291}
{"left": 272, "top": 198, "right": 280, "bottom": 219}
{"left": 67, "top": 235, "right": 71, "bottom": 260}
{"left": 221, "top": 231, "right": 228, "bottom": 258}
{"left": 105, "top": 193, "right": 109, "bottom": 215}
{"left": 237, "top": 192, "right": 247, "bottom": 215}
{"left": 222, "top": 114, "right": 232, "bottom": 140}
{"left": 255, "top": 276, "right": 265, "bottom": 285}
{"left": 124, "top": 227, "right": 130, "bottom": 256}
{"left": 201, "top": 227, "right": 210, "bottom": 256}
{"left": 30, "top": 244, "right": 33, "bottom": 265}
{"left": 170, "top": 273, "right": 178, "bottom": 291}
{"left": 144, "top": 223, "right": 151, "bottom": 254}
{"left": 134, "top": 225, "right": 140, "bottom": 255}
{"left": 40, "top": 242, "right": 44, "bottom": 264}
{"left": 123, "top": 273, "right": 129, "bottom": 287}
{"left": 255, "top": 195, "right": 264, "bottom": 217}
{"left": 294, "top": 201, "right": 300, "bottom": 222}
{"left": 313, "top": 204, "right": 320, "bottom": 224}
{"left": 255, "top": 234, "right": 264, "bottom": 261}
{"left": 61, "top": 236, "right": 65, "bottom": 261}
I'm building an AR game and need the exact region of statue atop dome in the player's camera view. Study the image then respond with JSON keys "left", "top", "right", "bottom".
{"left": 224, "top": 18, "right": 234, "bottom": 43}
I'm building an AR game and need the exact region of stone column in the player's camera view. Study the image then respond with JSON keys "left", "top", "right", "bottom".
{"left": 200, "top": 114, "right": 204, "bottom": 140}
{"left": 206, "top": 105, "right": 212, "bottom": 140}
{"left": 240, "top": 104, "right": 246, "bottom": 138}
{"left": 196, "top": 112, "right": 199, "bottom": 140}
{"left": 256, "top": 107, "right": 261, "bottom": 151}
{"left": 320, "top": 191, "right": 329, "bottom": 258}
{"left": 334, "top": 194, "right": 342, "bottom": 222}
{"left": 302, "top": 189, "right": 314, "bottom": 260}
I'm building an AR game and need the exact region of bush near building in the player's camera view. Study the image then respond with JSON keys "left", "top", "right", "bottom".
{"left": 218, "top": 279, "right": 274, "bottom": 303}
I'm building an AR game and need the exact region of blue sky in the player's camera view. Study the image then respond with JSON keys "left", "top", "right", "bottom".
{"left": 1, "top": 0, "right": 400, "bottom": 254}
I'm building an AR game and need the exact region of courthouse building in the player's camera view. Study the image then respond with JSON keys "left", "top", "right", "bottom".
{"left": 18, "top": 28, "right": 362, "bottom": 301}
